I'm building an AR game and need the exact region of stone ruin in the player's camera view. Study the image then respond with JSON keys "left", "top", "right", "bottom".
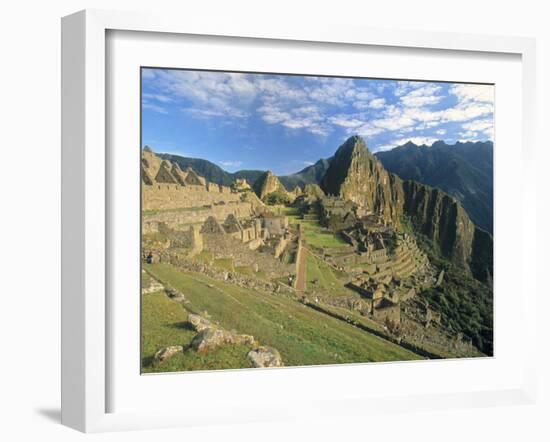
{"left": 141, "top": 148, "right": 244, "bottom": 212}
{"left": 141, "top": 150, "right": 296, "bottom": 277}
{"left": 232, "top": 178, "right": 252, "bottom": 192}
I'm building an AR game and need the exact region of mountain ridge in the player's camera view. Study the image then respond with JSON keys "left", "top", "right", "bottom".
{"left": 157, "top": 152, "right": 329, "bottom": 192}
{"left": 375, "top": 140, "right": 493, "bottom": 233}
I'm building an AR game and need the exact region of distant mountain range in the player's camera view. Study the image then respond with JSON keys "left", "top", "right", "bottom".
{"left": 158, "top": 153, "right": 331, "bottom": 192}
{"left": 157, "top": 139, "right": 493, "bottom": 234}
{"left": 375, "top": 140, "right": 493, "bottom": 233}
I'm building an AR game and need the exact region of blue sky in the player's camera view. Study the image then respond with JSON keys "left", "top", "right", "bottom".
{"left": 142, "top": 68, "right": 494, "bottom": 175}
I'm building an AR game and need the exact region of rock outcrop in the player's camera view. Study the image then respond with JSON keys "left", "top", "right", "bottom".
{"left": 187, "top": 313, "right": 212, "bottom": 332}
{"left": 247, "top": 346, "right": 284, "bottom": 368}
{"left": 141, "top": 272, "right": 165, "bottom": 295}
{"left": 303, "top": 183, "right": 325, "bottom": 200}
{"left": 154, "top": 345, "right": 184, "bottom": 363}
{"left": 191, "top": 328, "right": 255, "bottom": 352}
{"left": 164, "top": 285, "right": 186, "bottom": 301}
{"left": 320, "top": 136, "right": 403, "bottom": 226}
{"left": 188, "top": 313, "right": 255, "bottom": 353}
{"left": 254, "top": 171, "right": 291, "bottom": 201}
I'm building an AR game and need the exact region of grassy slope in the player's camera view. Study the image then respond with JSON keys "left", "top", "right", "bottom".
{"left": 141, "top": 291, "right": 252, "bottom": 373}
{"left": 303, "top": 222, "right": 349, "bottom": 248}
{"left": 145, "top": 263, "right": 421, "bottom": 368}
{"left": 305, "top": 252, "right": 355, "bottom": 298}
{"left": 283, "top": 206, "right": 348, "bottom": 249}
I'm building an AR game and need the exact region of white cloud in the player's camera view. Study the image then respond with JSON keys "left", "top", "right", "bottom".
{"left": 400, "top": 84, "right": 443, "bottom": 108}
{"left": 355, "top": 123, "right": 385, "bottom": 137}
{"left": 462, "top": 118, "right": 493, "bottom": 132}
{"left": 143, "top": 69, "right": 494, "bottom": 143}
{"left": 258, "top": 103, "right": 329, "bottom": 136}
{"left": 451, "top": 84, "right": 494, "bottom": 104}
{"left": 368, "top": 98, "right": 386, "bottom": 109}
{"left": 460, "top": 118, "right": 494, "bottom": 140}
{"left": 372, "top": 144, "right": 396, "bottom": 152}
{"left": 458, "top": 131, "right": 479, "bottom": 140}
{"left": 142, "top": 102, "right": 168, "bottom": 114}
{"left": 219, "top": 160, "right": 243, "bottom": 168}
{"left": 143, "top": 92, "right": 173, "bottom": 103}
{"left": 392, "top": 136, "right": 440, "bottom": 147}
{"left": 328, "top": 116, "right": 365, "bottom": 129}
{"left": 184, "top": 107, "right": 248, "bottom": 119}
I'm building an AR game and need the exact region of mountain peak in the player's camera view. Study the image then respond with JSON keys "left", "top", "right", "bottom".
{"left": 254, "top": 170, "right": 289, "bottom": 201}
{"left": 335, "top": 135, "right": 371, "bottom": 157}
{"left": 320, "top": 135, "right": 400, "bottom": 224}
{"left": 431, "top": 140, "right": 447, "bottom": 148}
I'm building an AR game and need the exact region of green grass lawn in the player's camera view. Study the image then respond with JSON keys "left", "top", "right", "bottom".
{"left": 305, "top": 252, "right": 356, "bottom": 298}
{"left": 144, "top": 263, "right": 421, "bottom": 369}
{"left": 141, "top": 290, "right": 252, "bottom": 373}
{"left": 300, "top": 220, "right": 348, "bottom": 249}
{"left": 281, "top": 206, "right": 348, "bottom": 248}
{"left": 281, "top": 206, "right": 302, "bottom": 222}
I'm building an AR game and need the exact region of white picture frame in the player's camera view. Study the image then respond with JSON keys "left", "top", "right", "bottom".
{"left": 61, "top": 9, "right": 537, "bottom": 433}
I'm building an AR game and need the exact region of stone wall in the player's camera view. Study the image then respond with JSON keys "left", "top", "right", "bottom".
{"left": 142, "top": 183, "right": 243, "bottom": 211}
{"left": 203, "top": 233, "right": 293, "bottom": 278}
{"left": 143, "top": 201, "right": 254, "bottom": 232}
{"left": 372, "top": 301, "right": 401, "bottom": 323}
{"left": 273, "top": 237, "right": 289, "bottom": 259}
{"left": 157, "top": 223, "right": 203, "bottom": 256}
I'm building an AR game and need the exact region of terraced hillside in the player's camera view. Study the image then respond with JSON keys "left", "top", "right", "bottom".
{"left": 142, "top": 263, "right": 422, "bottom": 372}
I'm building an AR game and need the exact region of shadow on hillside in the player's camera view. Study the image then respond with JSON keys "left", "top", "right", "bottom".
{"left": 168, "top": 321, "right": 195, "bottom": 331}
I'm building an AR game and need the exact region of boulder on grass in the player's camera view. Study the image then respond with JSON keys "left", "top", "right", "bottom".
{"left": 191, "top": 328, "right": 227, "bottom": 352}
{"left": 226, "top": 332, "right": 255, "bottom": 346}
{"left": 187, "top": 313, "right": 212, "bottom": 332}
{"left": 191, "top": 327, "right": 256, "bottom": 352}
{"left": 165, "top": 285, "right": 185, "bottom": 301}
{"left": 154, "top": 345, "right": 183, "bottom": 363}
{"left": 247, "top": 346, "right": 283, "bottom": 368}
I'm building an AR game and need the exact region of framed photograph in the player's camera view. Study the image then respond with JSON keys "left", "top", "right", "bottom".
{"left": 61, "top": 9, "right": 537, "bottom": 432}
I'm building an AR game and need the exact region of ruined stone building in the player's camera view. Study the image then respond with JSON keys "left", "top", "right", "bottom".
{"left": 141, "top": 147, "right": 238, "bottom": 211}
{"left": 260, "top": 213, "right": 289, "bottom": 236}
{"left": 232, "top": 178, "right": 252, "bottom": 192}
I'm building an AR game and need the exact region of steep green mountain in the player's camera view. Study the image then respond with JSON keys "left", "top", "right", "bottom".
{"left": 412, "top": 232, "right": 493, "bottom": 354}
{"left": 375, "top": 141, "right": 493, "bottom": 233}
{"left": 320, "top": 136, "right": 493, "bottom": 282}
